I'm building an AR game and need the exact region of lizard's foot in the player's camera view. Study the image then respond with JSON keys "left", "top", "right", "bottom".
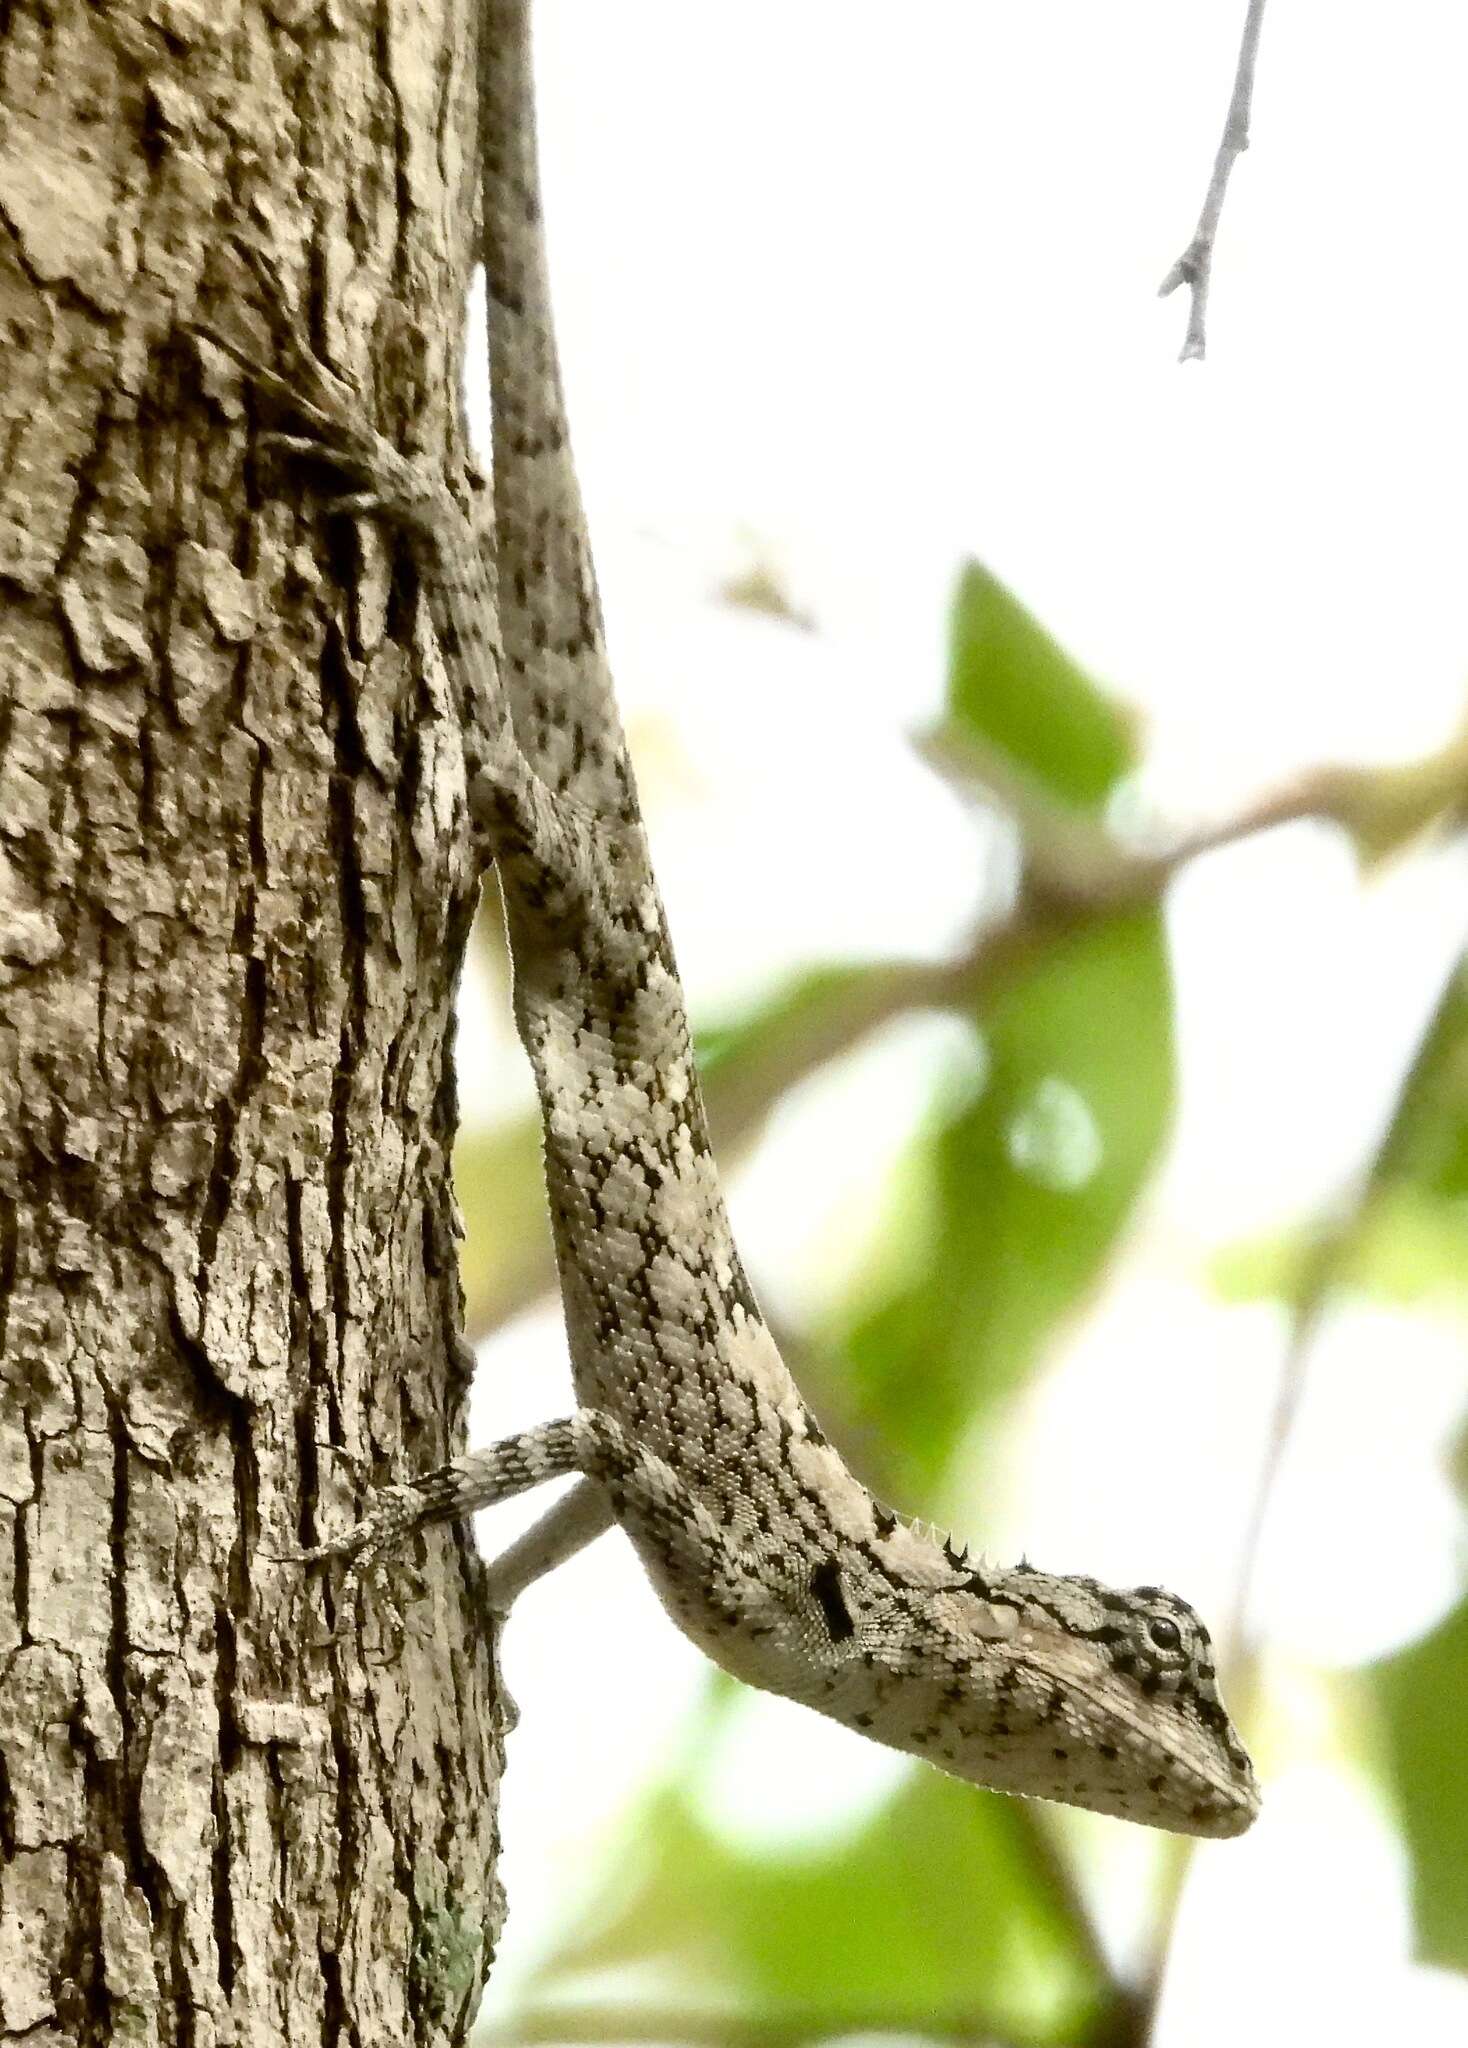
{"left": 273, "top": 1476, "right": 430, "bottom": 1572}
{"left": 189, "top": 237, "right": 453, "bottom": 544}
{"left": 269, "top": 1479, "right": 436, "bottom": 1651}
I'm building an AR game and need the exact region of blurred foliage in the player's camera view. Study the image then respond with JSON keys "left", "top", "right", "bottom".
{"left": 1368, "top": 953, "right": 1468, "bottom": 1230}
{"left": 1324, "top": 952, "right": 1468, "bottom": 1976}
{"left": 457, "top": 963, "right": 937, "bottom": 1333}
{"left": 1377, "top": 1592, "right": 1468, "bottom": 1974}
{"left": 829, "top": 564, "right": 1169, "bottom": 1508}
{"left": 1206, "top": 941, "right": 1468, "bottom": 1983}
{"left": 946, "top": 562, "right": 1136, "bottom": 813}
{"left": 460, "top": 563, "right": 1468, "bottom": 2042}
{"left": 834, "top": 907, "right": 1171, "bottom": 1508}
{"left": 1323, "top": 728, "right": 1468, "bottom": 867}
{"left": 1211, "top": 1192, "right": 1468, "bottom": 1310}
{"left": 1213, "top": 957, "right": 1468, "bottom": 1312}
{"left": 522, "top": 1694, "right": 1111, "bottom": 2047}
{"left": 696, "top": 961, "right": 935, "bottom": 1142}
{"left": 458, "top": 1115, "right": 555, "bottom": 1333}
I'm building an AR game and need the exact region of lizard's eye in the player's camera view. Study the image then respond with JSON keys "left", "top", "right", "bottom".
{"left": 1147, "top": 1616, "right": 1182, "bottom": 1652}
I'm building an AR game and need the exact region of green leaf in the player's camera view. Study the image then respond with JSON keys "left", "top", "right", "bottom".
{"left": 525, "top": 1707, "right": 1113, "bottom": 2043}
{"left": 1375, "top": 1593, "right": 1468, "bottom": 1971}
{"left": 946, "top": 562, "right": 1137, "bottom": 811}
{"left": 835, "top": 906, "right": 1174, "bottom": 1504}
{"left": 1372, "top": 956, "right": 1468, "bottom": 1202}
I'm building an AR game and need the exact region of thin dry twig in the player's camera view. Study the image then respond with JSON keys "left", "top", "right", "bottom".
{"left": 1130, "top": 939, "right": 1468, "bottom": 2029}
{"left": 1159, "top": 0, "right": 1270, "bottom": 361}
{"left": 1224, "top": 1231, "right": 1345, "bottom": 1654}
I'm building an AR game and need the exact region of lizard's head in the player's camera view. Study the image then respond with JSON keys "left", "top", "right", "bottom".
{"left": 923, "top": 1561, "right": 1260, "bottom": 1837}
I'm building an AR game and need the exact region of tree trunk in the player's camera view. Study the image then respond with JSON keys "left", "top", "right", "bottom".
{"left": 0, "top": 1, "right": 507, "bottom": 2039}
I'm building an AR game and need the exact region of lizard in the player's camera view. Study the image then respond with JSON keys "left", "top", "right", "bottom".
{"left": 204, "top": 0, "right": 1260, "bottom": 1840}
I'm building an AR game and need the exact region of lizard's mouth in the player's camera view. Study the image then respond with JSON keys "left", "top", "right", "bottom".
{"left": 1059, "top": 1665, "right": 1261, "bottom": 1837}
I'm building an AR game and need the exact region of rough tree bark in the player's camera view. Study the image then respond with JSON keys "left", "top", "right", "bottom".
{"left": 0, "top": 0, "right": 509, "bottom": 2039}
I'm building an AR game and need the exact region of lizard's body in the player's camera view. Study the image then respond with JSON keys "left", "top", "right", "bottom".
{"left": 221, "top": 0, "right": 1258, "bottom": 1839}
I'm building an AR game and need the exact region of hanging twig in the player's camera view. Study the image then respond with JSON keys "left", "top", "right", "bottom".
{"left": 1159, "top": 0, "right": 1271, "bottom": 361}
{"left": 1129, "top": 938, "right": 1468, "bottom": 2031}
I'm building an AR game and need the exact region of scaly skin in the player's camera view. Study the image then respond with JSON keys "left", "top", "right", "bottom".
{"left": 210, "top": 0, "right": 1260, "bottom": 1838}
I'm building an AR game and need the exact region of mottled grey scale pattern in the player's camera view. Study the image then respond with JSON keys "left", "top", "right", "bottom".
{"left": 481, "top": 0, "right": 636, "bottom": 820}
{"left": 248, "top": 0, "right": 1260, "bottom": 1842}
{"left": 481, "top": 0, "right": 759, "bottom": 1464}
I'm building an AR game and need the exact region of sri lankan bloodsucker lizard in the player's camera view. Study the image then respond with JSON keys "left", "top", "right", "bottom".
{"left": 207, "top": 0, "right": 1259, "bottom": 1839}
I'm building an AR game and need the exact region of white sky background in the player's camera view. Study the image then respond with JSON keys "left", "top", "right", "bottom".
{"left": 462, "top": 5, "right": 1468, "bottom": 2042}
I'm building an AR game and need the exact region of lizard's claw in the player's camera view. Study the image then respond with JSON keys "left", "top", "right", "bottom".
{"left": 189, "top": 241, "right": 454, "bottom": 543}
{"left": 255, "top": 429, "right": 344, "bottom": 465}
{"left": 269, "top": 1505, "right": 430, "bottom": 1660}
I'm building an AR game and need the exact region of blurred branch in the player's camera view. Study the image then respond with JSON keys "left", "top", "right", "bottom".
{"left": 484, "top": 2006, "right": 1119, "bottom": 2048}
{"left": 704, "top": 960, "right": 955, "bottom": 1146}
{"left": 920, "top": 719, "right": 1468, "bottom": 911}
{"left": 1159, "top": 0, "right": 1270, "bottom": 361}
{"left": 1225, "top": 1227, "right": 1349, "bottom": 1651}
{"left": 1227, "top": 935, "right": 1468, "bottom": 1643}
{"left": 467, "top": 726, "right": 1468, "bottom": 1345}
{"left": 1129, "top": 938, "right": 1468, "bottom": 2029}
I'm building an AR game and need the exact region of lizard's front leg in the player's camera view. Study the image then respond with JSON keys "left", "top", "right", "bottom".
{"left": 280, "top": 1411, "right": 739, "bottom": 1635}
{"left": 191, "top": 269, "right": 636, "bottom": 944}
